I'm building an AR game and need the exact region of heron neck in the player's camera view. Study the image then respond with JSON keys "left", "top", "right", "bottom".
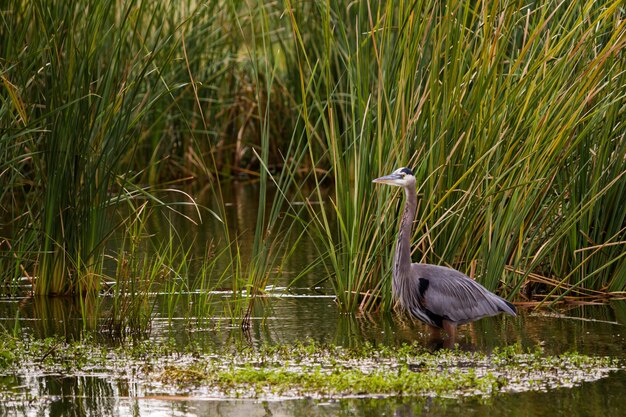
{"left": 393, "top": 185, "right": 416, "bottom": 288}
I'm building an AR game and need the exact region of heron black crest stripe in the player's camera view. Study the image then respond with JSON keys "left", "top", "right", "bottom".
{"left": 400, "top": 167, "right": 414, "bottom": 175}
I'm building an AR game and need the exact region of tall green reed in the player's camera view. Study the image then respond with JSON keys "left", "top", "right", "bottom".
{"left": 0, "top": 1, "right": 232, "bottom": 295}
{"left": 2, "top": 1, "right": 153, "bottom": 293}
{"left": 1, "top": 0, "right": 311, "bottom": 332}
{"left": 1, "top": 0, "right": 624, "bottom": 314}
{"left": 285, "top": 0, "right": 625, "bottom": 309}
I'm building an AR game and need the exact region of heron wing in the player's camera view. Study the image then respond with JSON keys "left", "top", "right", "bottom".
{"left": 410, "top": 263, "right": 515, "bottom": 324}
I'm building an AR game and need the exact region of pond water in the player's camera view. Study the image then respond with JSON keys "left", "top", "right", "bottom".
{"left": 1, "top": 182, "right": 624, "bottom": 416}
{"left": 0, "top": 292, "right": 625, "bottom": 417}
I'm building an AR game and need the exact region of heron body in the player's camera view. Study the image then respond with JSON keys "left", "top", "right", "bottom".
{"left": 373, "top": 167, "right": 516, "bottom": 340}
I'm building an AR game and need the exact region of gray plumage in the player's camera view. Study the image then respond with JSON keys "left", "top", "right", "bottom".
{"left": 373, "top": 167, "right": 516, "bottom": 337}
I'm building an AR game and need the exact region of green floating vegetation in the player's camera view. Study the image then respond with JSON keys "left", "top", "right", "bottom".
{"left": 157, "top": 342, "right": 622, "bottom": 398}
{"left": 0, "top": 334, "right": 621, "bottom": 400}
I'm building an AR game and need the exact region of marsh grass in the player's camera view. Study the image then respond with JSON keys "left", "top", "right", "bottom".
{"left": 2, "top": 1, "right": 180, "bottom": 294}
{"left": 285, "top": 0, "right": 626, "bottom": 309}
{"left": 1, "top": 0, "right": 624, "bottom": 317}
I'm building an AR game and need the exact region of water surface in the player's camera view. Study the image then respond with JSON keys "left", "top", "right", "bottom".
{"left": 1, "top": 292, "right": 624, "bottom": 417}
{"left": 1, "top": 182, "right": 624, "bottom": 416}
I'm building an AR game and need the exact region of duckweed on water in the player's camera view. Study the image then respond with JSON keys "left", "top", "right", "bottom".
{"left": 0, "top": 334, "right": 621, "bottom": 400}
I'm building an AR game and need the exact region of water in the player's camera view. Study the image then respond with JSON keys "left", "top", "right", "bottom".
{"left": 1, "top": 291, "right": 624, "bottom": 417}
{"left": 1, "top": 182, "right": 624, "bottom": 416}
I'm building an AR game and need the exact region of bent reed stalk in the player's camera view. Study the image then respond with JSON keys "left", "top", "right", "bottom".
{"left": 0, "top": 0, "right": 624, "bottom": 315}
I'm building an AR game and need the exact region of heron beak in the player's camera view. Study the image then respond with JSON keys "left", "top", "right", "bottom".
{"left": 372, "top": 173, "right": 403, "bottom": 185}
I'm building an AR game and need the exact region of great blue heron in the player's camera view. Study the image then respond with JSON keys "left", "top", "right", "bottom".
{"left": 373, "top": 167, "right": 516, "bottom": 342}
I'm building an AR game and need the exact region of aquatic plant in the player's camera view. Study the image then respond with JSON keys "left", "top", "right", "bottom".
{"left": 1, "top": 0, "right": 624, "bottom": 310}
{"left": 286, "top": 0, "right": 626, "bottom": 309}
{"left": 2, "top": 1, "right": 189, "bottom": 294}
{"left": 0, "top": 333, "right": 620, "bottom": 401}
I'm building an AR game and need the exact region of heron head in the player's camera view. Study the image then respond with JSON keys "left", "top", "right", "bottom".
{"left": 372, "top": 167, "right": 415, "bottom": 187}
